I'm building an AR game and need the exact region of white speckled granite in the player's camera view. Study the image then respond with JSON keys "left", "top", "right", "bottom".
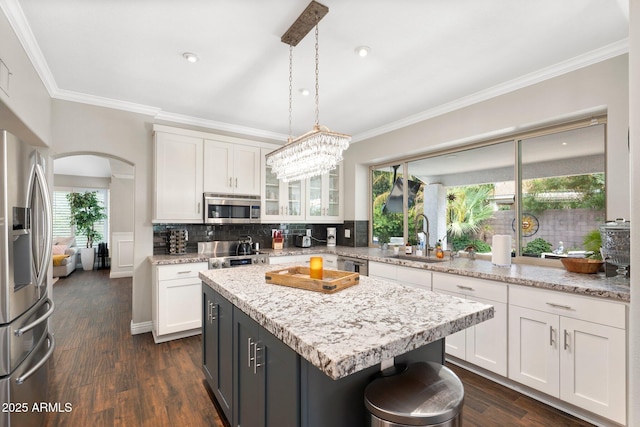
{"left": 148, "top": 254, "right": 210, "bottom": 265}
{"left": 200, "top": 264, "right": 493, "bottom": 380}
{"left": 264, "top": 247, "right": 631, "bottom": 302}
{"left": 150, "top": 245, "right": 630, "bottom": 302}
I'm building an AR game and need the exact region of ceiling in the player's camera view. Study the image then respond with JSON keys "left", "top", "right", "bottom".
{"left": 1, "top": 0, "right": 629, "bottom": 145}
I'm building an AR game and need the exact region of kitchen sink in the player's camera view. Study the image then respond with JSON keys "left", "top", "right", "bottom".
{"left": 391, "top": 254, "right": 448, "bottom": 263}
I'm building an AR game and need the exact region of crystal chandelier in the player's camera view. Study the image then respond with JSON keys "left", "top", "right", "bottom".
{"left": 266, "top": 1, "right": 351, "bottom": 183}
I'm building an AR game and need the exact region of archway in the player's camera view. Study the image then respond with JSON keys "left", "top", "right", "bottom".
{"left": 52, "top": 152, "right": 135, "bottom": 278}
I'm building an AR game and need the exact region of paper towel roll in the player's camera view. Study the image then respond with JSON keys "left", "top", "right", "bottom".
{"left": 492, "top": 235, "right": 512, "bottom": 267}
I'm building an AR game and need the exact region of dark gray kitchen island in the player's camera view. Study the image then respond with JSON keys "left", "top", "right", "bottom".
{"left": 200, "top": 264, "right": 493, "bottom": 427}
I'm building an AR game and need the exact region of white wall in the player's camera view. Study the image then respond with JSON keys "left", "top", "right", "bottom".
{"left": 110, "top": 175, "right": 134, "bottom": 233}
{"left": 343, "top": 55, "right": 630, "bottom": 221}
{"left": 49, "top": 99, "right": 153, "bottom": 326}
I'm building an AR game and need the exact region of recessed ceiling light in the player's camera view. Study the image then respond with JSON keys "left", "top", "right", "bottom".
{"left": 299, "top": 88, "right": 310, "bottom": 96}
{"left": 182, "top": 52, "right": 199, "bottom": 63}
{"left": 355, "top": 46, "right": 370, "bottom": 57}
{"left": 561, "top": 142, "right": 568, "bottom": 146}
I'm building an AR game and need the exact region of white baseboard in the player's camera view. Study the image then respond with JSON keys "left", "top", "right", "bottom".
{"left": 110, "top": 271, "right": 133, "bottom": 279}
{"left": 130, "top": 320, "right": 153, "bottom": 335}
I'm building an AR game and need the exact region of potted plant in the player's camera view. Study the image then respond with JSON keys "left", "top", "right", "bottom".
{"left": 560, "top": 230, "right": 603, "bottom": 274}
{"left": 67, "top": 191, "right": 107, "bottom": 270}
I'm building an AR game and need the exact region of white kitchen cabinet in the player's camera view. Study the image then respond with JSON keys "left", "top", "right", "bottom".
{"left": 508, "top": 286, "right": 626, "bottom": 424}
{"left": 268, "top": 255, "right": 306, "bottom": 265}
{"left": 153, "top": 132, "right": 203, "bottom": 223}
{"left": 369, "top": 261, "right": 431, "bottom": 289}
{"left": 306, "top": 164, "right": 343, "bottom": 223}
{"left": 433, "top": 272, "right": 507, "bottom": 376}
{"left": 152, "top": 262, "right": 208, "bottom": 343}
{"left": 261, "top": 148, "right": 305, "bottom": 222}
{"left": 204, "top": 139, "right": 261, "bottom": 196}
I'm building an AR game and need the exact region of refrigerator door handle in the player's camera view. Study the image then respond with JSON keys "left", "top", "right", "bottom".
{"left": 15, "top": 332, "right": 55, "bottom": 385}
{"left": 28, "top": 161, "right": 53, "bottom": 289}
{"left": 14, "top": 298, "right": 54, "bottom": 336}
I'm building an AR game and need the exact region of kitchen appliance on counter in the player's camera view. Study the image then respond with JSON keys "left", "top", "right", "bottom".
{"left": 337, "top": 256, "right": 368, "bottom": 276}
{"left": 203, "top": 193, "right": 261, "bottom": 224}
{"left": 600, "top": 219, "right": 630, "bottom": 278}
{"left": 198, "top": 241, "right": 268, "bottom": 269}
{"left": 295, "top": 235, "right": 311, "bottom": 248}
{"left": 327, "top": 227, "right": 336, "bottom": 247}
{"left": 236, "top": 236, "right": 252, "bottom": 256}
{"left": 1, "top": 130, "right": 55, "bottom": 427}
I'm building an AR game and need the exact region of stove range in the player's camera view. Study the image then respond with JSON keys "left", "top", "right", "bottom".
{"left": 198, "top": 241, "right": 269, "bottom": 269}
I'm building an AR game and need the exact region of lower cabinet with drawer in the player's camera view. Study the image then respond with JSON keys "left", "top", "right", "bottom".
{"left": 369, "top": 261, "right": 431, "bottom": 289}
{"left": 432, "top": 272, "right": 507, "bottom": 376}
{"left": 508, "top": 285, "right": 626, "bottom": 425}
{"left": 152, "top": 262, "right": 209, "bottom": 343}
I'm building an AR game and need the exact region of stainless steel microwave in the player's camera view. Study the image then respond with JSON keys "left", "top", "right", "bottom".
{"left": 204, "top": 193, "right": 261, "bottom": 224}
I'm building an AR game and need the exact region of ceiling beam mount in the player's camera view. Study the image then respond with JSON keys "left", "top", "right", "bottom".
{"left": 281, "top": 1, "right": 329, "bottom": 46}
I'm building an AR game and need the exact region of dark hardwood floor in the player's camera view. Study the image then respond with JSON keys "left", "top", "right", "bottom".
{"left": 46, "top": 269, "right": 594, "bottom": 427}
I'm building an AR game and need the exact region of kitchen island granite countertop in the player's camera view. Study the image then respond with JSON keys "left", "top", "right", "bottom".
{"left": 200, "top": 264, "right": 493, "bottom": 380}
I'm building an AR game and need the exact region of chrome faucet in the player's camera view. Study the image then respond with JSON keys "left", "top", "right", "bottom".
{"left": 415, "top": 213, "right": 430, "bottom": 258}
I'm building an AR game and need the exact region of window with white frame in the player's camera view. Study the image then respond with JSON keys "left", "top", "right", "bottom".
{"left": 52, "top": 187, "right": 109, "bottom": 248}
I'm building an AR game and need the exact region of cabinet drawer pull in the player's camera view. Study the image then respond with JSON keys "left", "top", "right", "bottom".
{"left": 235, "top": 177, "right": 238, "bottom": 188}
{"left": 176, "top": 270, "right": 192, "bottom": 275}
{"left": 229, "top": 177, "right": 233, "bottom": 187}
{"left": 210, "top": 302, "right": 217, "bottom": 322}
{"left": 564, "top": 330, "right": 570, "bottom": 350}
{"left": 457, "top": 285, "right": 474, "bottom": 291}
{"left": 546, "top": 302, "right": 573, "bottom": 310}
{"left": 549, "top": 325, "right": 555, "bottom": 347}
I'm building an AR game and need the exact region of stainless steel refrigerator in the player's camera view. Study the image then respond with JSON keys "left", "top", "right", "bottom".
{"left": 0, "top": 130, "right": 55, "bottom": 427}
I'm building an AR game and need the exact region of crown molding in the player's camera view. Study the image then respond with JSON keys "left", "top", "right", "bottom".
{"left": 352, "top": 39, "right": 629, "bottom": 143}
{"left": 2, "top": 0, "right": 628, "bottom": 145}
{"left": 54, "top": 89, "right": 161, "bottom": 116}
{"left": 154, "top": 111, "right": 287, "bottom": 142}
{"left": 0, "top": 0, "right": 57, "bottom": 96}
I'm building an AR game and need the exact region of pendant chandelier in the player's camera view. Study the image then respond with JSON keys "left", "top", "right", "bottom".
{"left": 266, "top": 1, "right": 351, "bottom": 183}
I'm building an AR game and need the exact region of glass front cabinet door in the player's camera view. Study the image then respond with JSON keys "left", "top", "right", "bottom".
{"left": 306, "top": 164, "right": 343, "bottom": 223}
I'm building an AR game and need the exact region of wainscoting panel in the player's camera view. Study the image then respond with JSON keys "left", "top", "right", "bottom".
{"left": 111, "top": 231, "right": 134, "bottom": 278}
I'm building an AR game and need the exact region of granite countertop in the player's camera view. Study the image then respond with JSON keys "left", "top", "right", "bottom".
{"left": 263, "top": 246, "right": 631, "bottom": 302}
{"left": 200, "top": 264, "right": 493, "bottom": 380}
{"left": 149, "top": 245, "right": 630, "bottom": 302}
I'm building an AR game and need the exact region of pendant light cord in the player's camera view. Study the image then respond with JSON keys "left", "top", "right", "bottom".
{"left": 314, "top": 13, "right": 320, "bottom": 128}
{"left": 288, "top": 44, "right": 293, "bottom": 143}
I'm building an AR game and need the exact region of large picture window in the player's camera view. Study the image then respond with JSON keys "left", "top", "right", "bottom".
{"left": 370, "top": 119, "right": 606, "bottom": 260}
{"left": 53, "top": 187, "right": 110, "bottom": 248}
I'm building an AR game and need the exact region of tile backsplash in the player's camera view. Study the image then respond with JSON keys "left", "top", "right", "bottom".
{"left": 153, "top": 221, "right": 369, "bottom": 255}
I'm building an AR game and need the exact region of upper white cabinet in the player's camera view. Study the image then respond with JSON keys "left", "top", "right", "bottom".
{"left": 508, "top": 286, "right": 626, "bottom": 424}
{"left": 261, "top": 148, "right": 305, "bottom": 222}
{"left": 204, "top": 140, "right": 261, "bottom": 196}
{"left": 306, "top": 164, "right": 343, "bottom": 223}
{"left": 153, "top": 132, "right": 203, "bottom": 223}
{"left": 153, "top": 125, "right": 271, "bottom": 223}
